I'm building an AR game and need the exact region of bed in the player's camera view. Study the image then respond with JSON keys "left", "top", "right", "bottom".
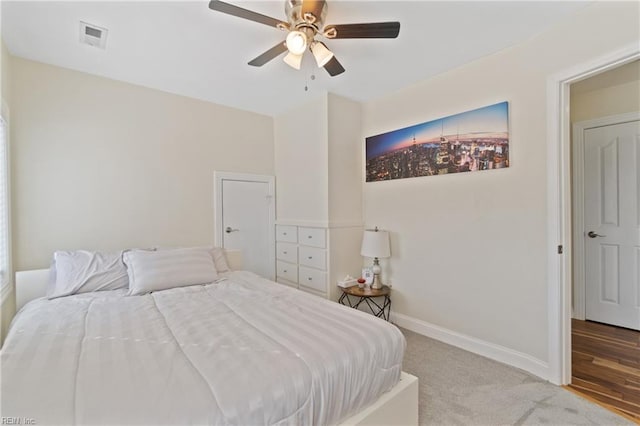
{"left": 1, "top": 249, "right": 418, "bottom": 425}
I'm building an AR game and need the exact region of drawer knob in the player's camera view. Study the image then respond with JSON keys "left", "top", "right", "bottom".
{"left": 283, "top": 232, "right": 287, "bottom": 235}
{"left": 283, "top": 251, "right": 288, "bottom": 254}
{"left": 284, "top": 269, "right": 287, "bottom": 273}
{"left": 308, "top": 277, "right": 312, "bottom": 281}
{"left": 308, "top": 236, "right": 312, "bottom": 239}
{"left": 308, "top": 256, "right": 312, "bottom": 259}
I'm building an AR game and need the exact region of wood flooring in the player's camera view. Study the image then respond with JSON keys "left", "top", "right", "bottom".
{"left": 569, "top": 319, "right": 640, "bottom": 422}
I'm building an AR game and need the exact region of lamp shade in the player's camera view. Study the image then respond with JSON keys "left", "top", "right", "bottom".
{"left": 283, "top": 52, "right": 303, "bottom": 70}
{"left": 285, "top": 30, "right": 307, "bottom": 55}
{"left": 361, "top": 229, "right": 391, "bottom": 259}
{"left": 310, "top": 41, "right": 334, "bottom": 67}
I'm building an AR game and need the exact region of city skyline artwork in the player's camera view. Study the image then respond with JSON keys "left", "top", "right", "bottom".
{"left": 365, "top": 101, "right": 509, "bottom": 182}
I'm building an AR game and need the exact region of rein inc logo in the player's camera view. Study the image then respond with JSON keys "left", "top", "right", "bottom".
{"left": 1, "top": 418, "right": 35, "bottom": 425}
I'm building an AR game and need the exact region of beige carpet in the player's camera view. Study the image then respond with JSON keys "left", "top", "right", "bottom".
{"left": 400, "top": 328, "right": 633, "bottom": 425}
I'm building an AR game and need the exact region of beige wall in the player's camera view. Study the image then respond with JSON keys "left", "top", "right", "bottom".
{"left": 1, "top": 40, "right": 10, "bottom": 105}
{"left": 571, "top": 60, "right": 640, "bottom": 123}
{"left": 1, "top": 38, "right": 14, "bottom": 345}
{"left": 327, "top": 93, "right": 363, "bottom": 226}
{"left": 274, "top": 92, "right": 364, "bottom": 227}
{"left": 274, "top": 94, "right": 329, "bottom": 224}
{"left": 11, "top": 57, "right": 274, "bottom": 272}
{"left": 361, "top": 1, "right": 639, "bottom": 366}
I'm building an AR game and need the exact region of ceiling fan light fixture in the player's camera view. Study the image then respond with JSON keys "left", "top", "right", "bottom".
{"left": 283, "top": 51, "right": 303, "bottom": 70}
{"left": 207, "top": 0, "right": 402, "bottom": 77}
{"left": 285, "top": 30, "right": 307, "bottom": 55}
{"left": 310, "top": 41, "right": 334, "bottom": 68}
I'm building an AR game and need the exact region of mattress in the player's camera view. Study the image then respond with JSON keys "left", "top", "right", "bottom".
{"left": 1, "top": 271, "right": 405, "bottom": 425}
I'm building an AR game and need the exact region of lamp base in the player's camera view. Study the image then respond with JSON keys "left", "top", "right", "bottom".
{"left": 371, "top": 273, "right": 383, "bottom": 290}
{"left": 371, "top": 257, "right": 383, "bottom": 289}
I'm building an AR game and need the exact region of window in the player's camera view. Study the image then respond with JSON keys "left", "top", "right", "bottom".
{"left": 0, "top": 114, "right": 9, "bottom": 291}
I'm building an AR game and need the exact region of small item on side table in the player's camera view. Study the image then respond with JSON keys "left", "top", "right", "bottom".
{"left": 337, "top": 275, "right": 358, "bottom": 288}
{"left": 357, "top": 277, "right": 366, "bottom": 289}
{"left": 362, "top": 268, "right": 374, "bottom": 285}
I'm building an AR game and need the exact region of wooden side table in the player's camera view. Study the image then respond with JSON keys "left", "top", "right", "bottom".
{"left": 338, "top": 285, "right": 391, "bottom": 321}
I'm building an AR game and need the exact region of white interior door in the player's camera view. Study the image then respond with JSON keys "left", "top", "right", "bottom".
{"left": 584, "top": 120, "right": 640, "bottom": 330}
{"left": 215, "top": 173, "right": 275, "bottom": 280}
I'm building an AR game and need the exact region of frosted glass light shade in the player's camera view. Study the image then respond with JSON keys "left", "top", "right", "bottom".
{"left": 285, "top": 31, "right": 307, "bottom": 55}
{"left": 361, "top": 229, "right": 391, "bottom": 259}
{"left": 310, "top": 41, "right": 334, "bottom": 67}
{"left": 283, "top": 52, "right": 303, "bottom": 70}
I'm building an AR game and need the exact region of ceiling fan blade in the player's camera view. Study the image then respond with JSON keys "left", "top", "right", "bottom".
{"left": 324, "top": 22, "right": 400, "bottom": 39}
{"left": 208, "top": 0, "right": 288, "bottom": 29}
{"left": 302, "top": 0, "right": 326, "bottom": 23}
{"left": 323, "top": 56, "right": 345, "bottom": 77}
{"left": 248, "top": 43, "right": 288, "bottom": 67}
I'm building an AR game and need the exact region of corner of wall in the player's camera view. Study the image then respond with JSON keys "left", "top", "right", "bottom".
{"left": 327, "top": 93, "right": 364, "bottom": 225}
{"left": 0, "top": 36, "right": 14, "bottom": 345}
{"left": 274, "top": 93, "right": 330, "bottom": 223}
{"left": 1, "top": 286, "right": 16, "bottom": 347}
{"left": 1, "top": 37, "right": 11, "bottom": 107}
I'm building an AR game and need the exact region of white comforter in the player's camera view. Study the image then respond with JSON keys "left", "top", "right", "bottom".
{"left": 1, "top": 271, "right": 404, "bottom": 425}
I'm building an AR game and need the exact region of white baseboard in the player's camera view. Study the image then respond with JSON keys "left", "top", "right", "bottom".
{"left": 393, "top": 312, "right": 551, "bottom": 381}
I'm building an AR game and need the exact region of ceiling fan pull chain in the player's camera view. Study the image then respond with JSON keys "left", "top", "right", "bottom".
{"left": 305, "top": 59, "right": 315, "bottom": 92}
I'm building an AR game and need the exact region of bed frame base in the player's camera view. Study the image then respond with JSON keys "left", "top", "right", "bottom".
{"left": 340, "top": 372, "right": 418, "bottom": 425}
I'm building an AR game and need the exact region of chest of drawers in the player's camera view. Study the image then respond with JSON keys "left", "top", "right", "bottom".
{"left": 275, "top": 224, "right": 328, "bottom": 298}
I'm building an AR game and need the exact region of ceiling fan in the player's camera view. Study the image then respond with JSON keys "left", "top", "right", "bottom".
{"left": 208, "top": 0, "right": 400, "bottom": 77}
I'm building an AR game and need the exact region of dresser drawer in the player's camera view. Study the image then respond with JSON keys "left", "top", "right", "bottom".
{"left": 276, "top": 242, "right": 298, "bottom": 263}
{"left": 298, "top": 227, "right": 326, "bottom": 248}
{"left": 276, "top": 277, "right": 298, "bottom": 289}
{"left": 276, "top": 225, "right": 297, "bottom": 243}
{"left": 298, "top": 266, "right": 326, "bottom": 293}
{"left": 298, "top": 246, "right": 326, "bottom": 270}
{"left": 298, "top": 286, "right": 326, "bottom": 298}
{"left": 276, "top": 261, "right": 298, "bottom": 283}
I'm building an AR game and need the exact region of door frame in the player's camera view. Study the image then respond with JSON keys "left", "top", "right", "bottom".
{"left": 213, "top": 171, "right": 276, "bottom": 279}
{"left": 546, "top": 42, "right": 639, "bottom": 385}
{"left": 572, "top": 112, "right": 640, "bottom": 321}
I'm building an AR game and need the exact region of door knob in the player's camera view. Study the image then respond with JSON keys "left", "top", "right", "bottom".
{"left": 225, "top": 227, "right": 239, "bottom": 233}
{"left": 587, "top": 231, "right": 606, "bottom": 238}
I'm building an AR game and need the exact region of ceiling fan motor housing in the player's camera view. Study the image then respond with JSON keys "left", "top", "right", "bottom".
{"left": 285, "top": 0, "right": 327, "bottom": 33}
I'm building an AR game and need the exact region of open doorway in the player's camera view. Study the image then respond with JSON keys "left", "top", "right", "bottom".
{"left": 568, "top": 60, "right": 640, "bottom": 420}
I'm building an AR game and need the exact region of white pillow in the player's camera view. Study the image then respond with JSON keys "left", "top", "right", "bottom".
{"left": 210, "top": 247, "right": 230, "bottom": 273}
{"left": 152, "top": 246, "right": 231, "bottom": 272}
{"left": 124, "top": 247, "right": 218, "bottom": 296}
{"left": 47, "top": 250, "right": 129, "bottom": 299}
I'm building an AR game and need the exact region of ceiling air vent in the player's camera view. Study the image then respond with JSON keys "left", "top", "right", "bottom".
{"left": 79, "top": 21, "right": 108, "bottom": 49}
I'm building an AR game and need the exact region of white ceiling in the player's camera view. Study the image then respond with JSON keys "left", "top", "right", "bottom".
{"left": 2, "top": 1, "right": 589, "bottom": 116}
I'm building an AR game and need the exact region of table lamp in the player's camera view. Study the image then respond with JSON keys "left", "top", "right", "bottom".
{"left": 360, "top": 227, "right": 391, "bottom": 290}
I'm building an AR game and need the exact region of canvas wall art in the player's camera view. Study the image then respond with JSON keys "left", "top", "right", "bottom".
{"left": 365, "top": 101, "right": 509, "bottom": 182}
